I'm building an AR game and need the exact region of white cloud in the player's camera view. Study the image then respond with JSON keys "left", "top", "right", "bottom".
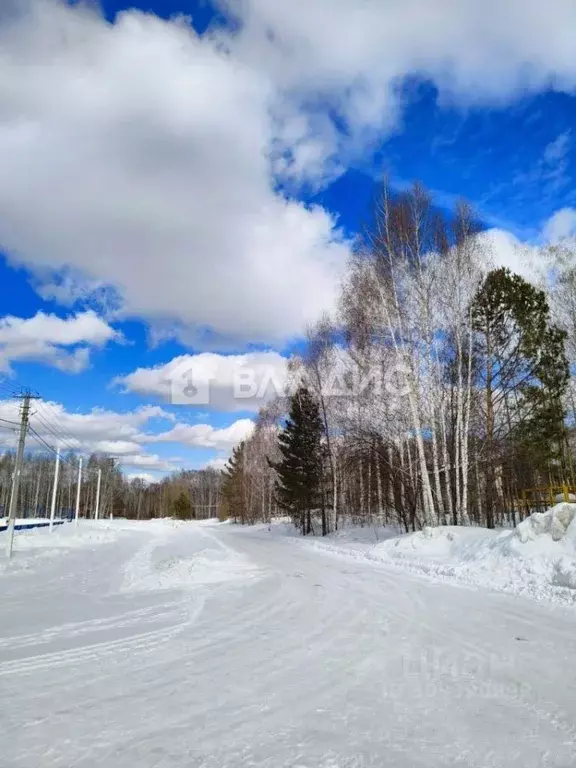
{"left": 223, "top": 0, "right": 576, "bottom": 159}
{"left": 0, "top": 1, "right": 349, "bottom": 347}
{"left": 27, "top": 402, "right": 172, "bottom": 448}
{"left": 0, "top": 396, "right": 251, "bottom": 474}
{"left": 543, "top": 208, "right": 576, "bottom": 244}
{"left": 119, "top": 453, "right": 177, "bottom": 472}
{"left": 2, "top": 2, "right": 576, "bottom": 347}
{"left": 477, "top": 229, "right": 549, "bottom": 285}
{"left": 90, "top": 440, "right": 143, "bottom": 456}
{"left": 0, "top": 398, "right": 176, "bottom": 470}
{"left": 0, "top": 310, "right": 119, "bottom": 372}
{"left": 205, "top": 457, "right": 229, "bottom": 472}
{"left": 543, "top": 131, "right": 571, "bottom": 165}
{"left": 126, "top": 472, "right": 155, "bottom": 484}
{"left": 510, "top": 130, "right": 571, "bottom": 197}
{"left": 116, "top": 351, "right": 288, "bottom": 412}
{"left": 147, "top": 419, "right": 255, "bottom": 450}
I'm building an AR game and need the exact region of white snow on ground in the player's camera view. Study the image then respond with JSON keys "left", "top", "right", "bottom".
{"left": 121, "top": 523, "right": 260, "bottom": 592}
{"left": 2, "top": 517, "right": 576, "bottom": 766}
{"left": 247, "top": 518, "right": 403, "bottom": 548}
{"left": 262, "top": 504, "right": 576, "bottom": 605}
{"left": 0, "top": 520, "right": 126, "bottom": 573}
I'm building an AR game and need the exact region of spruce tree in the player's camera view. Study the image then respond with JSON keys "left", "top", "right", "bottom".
{"left": 270, "top": 386, "right": 324, "bottom": 535}
{"left": 173, "top": 490, "right": 194, "bottom": 520}
{"left": 222, "top": 441, "right": 247, "bottom": 523}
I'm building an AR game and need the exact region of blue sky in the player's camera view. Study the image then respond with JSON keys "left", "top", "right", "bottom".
{"left": 1, "top": 0, "right": 575, "bottom": 479}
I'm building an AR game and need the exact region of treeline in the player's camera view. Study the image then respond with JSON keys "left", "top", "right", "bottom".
{"left": 0, "top": 450, "right": 222, "bottom": 521}
{"left": 222, "top": 182, "right": 576, "bottom": 534}
{"left": 0, "top": 452, "right": 120, "bottom": 519}
{"left": 6, "top": 182, "right": 575, "bottom": 533}
{"left": 124, "top": 469, "right": 223, "bottom": 521}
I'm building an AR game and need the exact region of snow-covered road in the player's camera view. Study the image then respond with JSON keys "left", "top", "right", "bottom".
{"left": 2, "top": 521, "right": 576, "bottom": 767}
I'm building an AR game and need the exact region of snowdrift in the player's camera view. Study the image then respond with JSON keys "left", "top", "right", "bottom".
{"left": 122, "top": 545, "right": 260, "bottom": 592}
{"left": 0, "top": 520, "right": 126, "bottom": 573}
{"left": 121, "top": 525, "right": 261, "bottom": 593}
{"left": 368, "top": 503, "right": 576, "bottom": 602}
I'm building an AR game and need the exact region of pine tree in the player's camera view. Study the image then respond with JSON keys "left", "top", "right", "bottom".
{"left": 221, "top": 441, "right": 247, "bottom": 523}
{"left": 471, "top": 267, "right": 569, "bottom": 526}
{"left": 512, "top": 324, "right": 570, "bottom": 483}
{"left": 270, "top": 387, "right": 324, "bottom": 535}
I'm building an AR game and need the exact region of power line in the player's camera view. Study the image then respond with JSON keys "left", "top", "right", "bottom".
{"left": 36, "top": 402, "right": 81, "bottom": 452}
{"left": 2, "top": 379, "right": 113, "bottom": 482}
{"left": 32, "top": 402, "right": 116, "bottom": 476}
{"left": 27, "top": 427, "right": 75, "bottom": 466}
{"left": 0, "top": 380, "right": 37, "bottom": 400}
{"left": 35, "top": 400, "right": 81, "bottom": 449}
{"left": 27, "top": 427, "right": 78, "bottom": 468}
{"left": 31, "top": 411, "right": 78, "bottom": 454}
{"left": 0, "top": 382, "right": 115, "bottom": 535}
{"left": 0, "top": 380, "right": 19, "bottom": 396}
{"left": 33, "top": 401, "right": 78, "bottom": 444}
{"left": 26, "top": 427, "right": 100, "bottom": 477}
{"left": 0, "top": 417, "right": 21, "bottom": 427}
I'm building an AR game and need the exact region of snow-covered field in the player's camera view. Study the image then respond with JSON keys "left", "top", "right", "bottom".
{"left": 1, "top": 515, "right": 576, "bottom": 767}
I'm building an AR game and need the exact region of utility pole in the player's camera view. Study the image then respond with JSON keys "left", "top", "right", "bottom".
{"left": 74, "top": 457, "right": 83, "bottom": 528}
{"left": 7, "top": 472, "right": 15, "bottom": 523}
{"left": 94, "top": 468, "right": 102, "bottom": 520}
{"left": 49, "top": 443, "right": 60, "bottom": 533}
{"left": 6, "top": 393, "right": 32, "bottom": 558}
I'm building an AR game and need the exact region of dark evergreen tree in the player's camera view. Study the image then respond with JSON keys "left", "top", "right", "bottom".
{"left": 270, "top": 386, "right": 324, "bottom": 535}
{"left": 172, "top": 490, "right": 195, "bottom": 520}
{"left": 512, "top": 324, "right": 570, "bottom": 483}
{"left": 221, "top": 441, "right": 247, "bottom": 523}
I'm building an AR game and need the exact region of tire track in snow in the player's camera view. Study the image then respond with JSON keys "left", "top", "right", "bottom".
{"left": 202, "top": 529, "right": 576, "bottom": 764}
{"left": 173, "top": 533, "right": 426, "bottom": 741}
{"left": 0, "top": 602, "right": 186, "bottom": 651}
{"left": 275, "top": 532, "right": 576, "bottom": 752}
{"left": 0, "top": 597, "right": 205, "bottom": 677}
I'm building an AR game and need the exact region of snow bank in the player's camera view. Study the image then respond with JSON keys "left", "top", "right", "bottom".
{"left": 238, "top": 518, "right": 403, "bottom": 549}
{"left": 1, "top": 517, "right": 261, "bottom": 589}
{"left": 515, "top": 502, "right": 576, "bottom": 545}
{"left": 367, "top": 504, "right": 576, "bottom": 603}
{"left": 321, "top": 522, "right": 403, "bottom": 549}
{"left": 2, "top": 521, "right": 122, "bottom": 551}
{"left": 122, "top": 548, "right": 259, "bottom": 592}
{"left": 121, "top": 530, "right": 260, "bottom": 593}
{"left": 0, "top": 521, "right": 127, "bottom": 574}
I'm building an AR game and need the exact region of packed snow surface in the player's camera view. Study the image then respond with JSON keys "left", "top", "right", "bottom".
{"left": 1, "top": 517, "right": 576, "bottom": 767}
